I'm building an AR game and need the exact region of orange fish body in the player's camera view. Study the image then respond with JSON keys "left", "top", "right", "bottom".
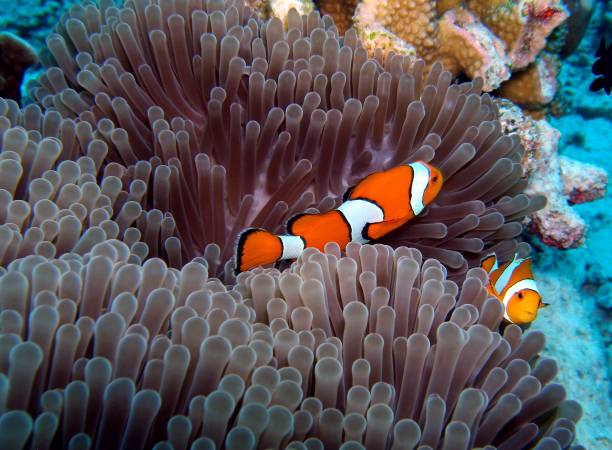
{"left": 481, "top": 253, "right": 547, "bottom": 324}
{"left": 235, "top": 161, "right": 443, "bottom": 274}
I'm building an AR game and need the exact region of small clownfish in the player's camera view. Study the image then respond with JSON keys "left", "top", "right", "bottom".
{"left": 481, "top": 253, "right": 549, "bottom": 325}
{"left": 235, "top": 161, "right": 444, "bottom": 275}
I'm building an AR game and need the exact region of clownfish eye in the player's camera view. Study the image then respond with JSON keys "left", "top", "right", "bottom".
{"left": 432, "top": 176, "right": 439, "bottom": 182}
{"left": 518, "top": 292, "right": 523, "bottom": 299}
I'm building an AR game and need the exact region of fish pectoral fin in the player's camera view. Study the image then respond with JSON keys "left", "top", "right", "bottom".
{"left": 539, "top": 302, "right": 550, "bottom": 308}
{"left": 363, "top": 216, "right": 411, "bottom": 240}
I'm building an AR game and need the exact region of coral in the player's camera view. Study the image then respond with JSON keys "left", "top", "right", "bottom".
{"left": 316, "top": 0, "right": 358, "bottom": 33}
{"left": 350, "top": 0, "right": 567, "bottom": 93}
{"left": 465, "top": 0, "right": 567, "bottom": 70}
{"left": 436, "top": 7, "right": 510, "bottom": 91}
{"left": 499, "top": 52, "right": 560, "bottom": 110}
{"left": 0, "top": 33, "right": 38, "bottom": 102}
{"left": 353, "top": 0, "right": 438, "bottom": 58}
{"left": 357, "top": 27, "right": 416, "bottom": 60}
{"left": 1, "top": 1, "right": 544, "bottom": 280}
{"left": 246, "top": 0, "right": 315, "bottom": 22}
{"left": 495, "top": 99, "right": 607, "bottom": 248}
{"left": 0, "top": 242, "right": 583, "bottom": 448}
{"left": 559, "top": 155, "right": 608, "bottom": 205}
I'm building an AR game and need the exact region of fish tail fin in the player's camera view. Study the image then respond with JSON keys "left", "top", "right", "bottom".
{"left": 481, "top": 253, "right": 498, "bottom": 274}
{"left": 234, "top": 228, "right": 283, "bottom": 275}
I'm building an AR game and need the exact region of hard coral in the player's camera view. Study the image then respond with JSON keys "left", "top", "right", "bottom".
{"left": 525, "top": 120, "right": 586, "bottom": 248}
{"left": 466, "top": 0, "right": 567, "bottom": 70}
{"left": 350, "top": 0, "right": 568, "bottom": 93}
{"left": 5, "top": 0, "right": 544, "bottom": 280}
{"left": 499, "top": 52, "right": 559, "bottom": 110}
{"left": 437, "top": 7, "right": 510, "bottom": 91}
{"left": 316, "top": 0, "right": 357, "bottom": 34}
{"left": 495, "top": 98, "right": 607, "bottom": 249}
{"left": 0, "top": 243, "right": 583, "bottom": 449}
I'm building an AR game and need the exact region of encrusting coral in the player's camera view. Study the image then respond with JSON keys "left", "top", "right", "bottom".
{"left": 0, "top": 0, "right": 546, "bottom": 280}
{"left": 0, "top": 242, "right": 583, "bottom": 449}
{"left": 315, "top": 0, "right": 598, "bottom": 118}
{"left": 499, "top": 53, "right": 560, "bottom": 113}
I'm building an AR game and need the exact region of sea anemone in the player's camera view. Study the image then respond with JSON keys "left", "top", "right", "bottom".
{"left": 0, "top": 0, "right": 544, "bottom": 281}
{"left": 1, "top": 2, "right": 571, "bottom": 447}
{"left": 0, "top": 242, "right": 581, "bottom": 449}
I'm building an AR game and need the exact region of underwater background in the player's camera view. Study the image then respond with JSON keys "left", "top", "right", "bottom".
{"left": 0, "top": 0, "right": 610, "bottom": 449}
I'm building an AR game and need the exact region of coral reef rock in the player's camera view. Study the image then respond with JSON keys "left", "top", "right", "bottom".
{"left": 323, "top": 0, "right": 570, "bottom": 93}
{"left": 495, "top": 99, "right": 607, "bottom": 249}
{"left": 559, "top": 155, "right": 608, "bottom": 205}
{"left": 499, "top": 52, "right": 560, "bottom": 112}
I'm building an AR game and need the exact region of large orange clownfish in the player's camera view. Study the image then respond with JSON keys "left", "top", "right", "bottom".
{"left": 235, "top": 161, "right": 444, "bottom": 274}
{"left": 481, "top": 253, "right": 549, "bottom": 324}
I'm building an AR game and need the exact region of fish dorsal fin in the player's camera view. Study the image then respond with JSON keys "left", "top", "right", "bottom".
{"left": 481, "top": 253, "right": 498, "bottom": 274}
{"left": 342, "top": 185, "right": 355, "bottom": 202}
{"left": 596, "top": 36, "right": 606, "bottom": 58}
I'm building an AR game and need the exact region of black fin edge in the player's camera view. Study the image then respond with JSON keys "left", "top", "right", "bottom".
{"left": 234, "top": 227, "right": 262, "bottom": 276}
{"left": 342, "top": 185, "right": 355, "bottom": 202}
{"left": 286, "top": 213, "right": 307, "bottom": 235}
